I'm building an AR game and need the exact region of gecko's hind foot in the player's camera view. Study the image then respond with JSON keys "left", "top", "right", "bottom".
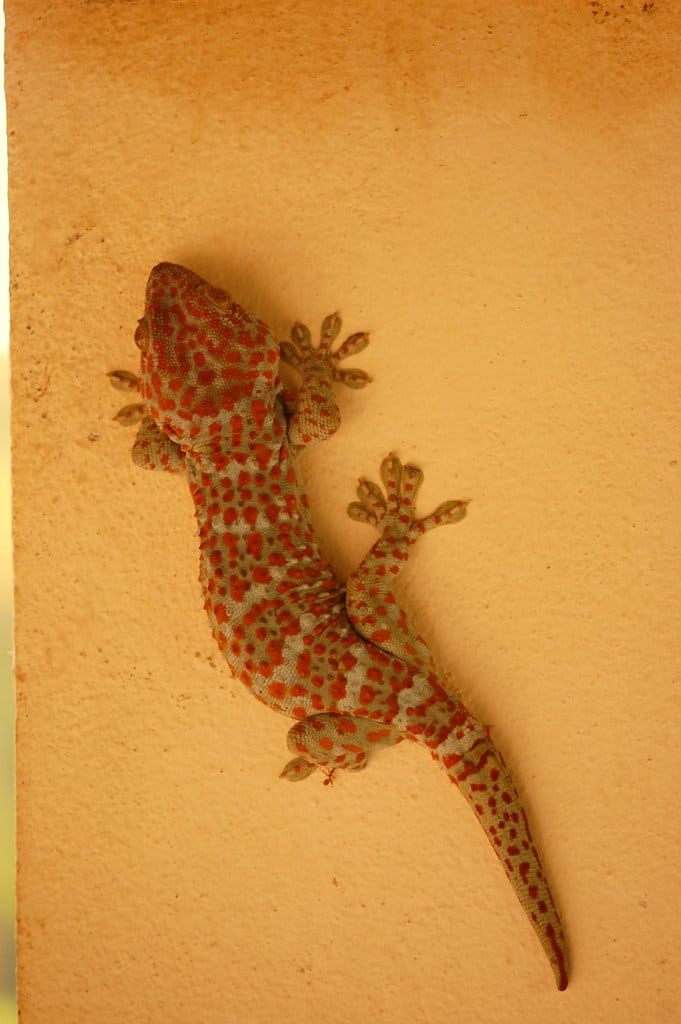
{"left": 347, "top": 452, "right": 469, "bottom": 539}
{"left": 109, "top": 369, "right": 145, "bottom": 425}
{"left": 280, "top": 713, "right": 400, "bottom": 782}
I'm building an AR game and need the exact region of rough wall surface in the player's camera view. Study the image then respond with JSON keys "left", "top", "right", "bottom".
{"left": 9, "top": 2, "right": 681, "bottom": 1022}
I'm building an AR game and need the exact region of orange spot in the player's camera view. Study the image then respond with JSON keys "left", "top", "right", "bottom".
{"left": 229, "top": 575, "right": 250, "bottom": 602}
{"left": 367, "top": 729, "right": 392, "bottom": 743}
{"left": 359, "top": 685, "right": 376, "bottom": 706}
{"left": 281, "top": 619, "right": 301, "bottom": 637}
{"left": 370, "top": 629, "right": 391, "bottom": 645}
{"left": 246, "top": 533, "right": 263, "bottom": 559}
{"left": 265, "top": 640, "right": 283, "bottom": 665}
{"left": 230, "top": 415, "right": 243, "bottom": 445}
{"left": 195, "top": 396, "right": 219, "bottom": 417}
{"left": 443, "top": 753, "right": 462, "bottom": 769}
{"left": 251, "top": 399, "right": 268, "bottom": 429}
{"left": 329, "top": 679, "right": 347, "bottom": 702}
{"left": 296, "top": 652, "right": 311, "bottom": 677}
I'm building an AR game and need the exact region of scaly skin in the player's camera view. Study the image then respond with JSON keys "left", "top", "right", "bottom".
{"left": 111, "top": 262, "right": 569, "bottom": 990}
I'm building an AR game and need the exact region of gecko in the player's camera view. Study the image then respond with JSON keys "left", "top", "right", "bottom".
{"left": 110, "top": 262, "right": 569, "bottom": 990}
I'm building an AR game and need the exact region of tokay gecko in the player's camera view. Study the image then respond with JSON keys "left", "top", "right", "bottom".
{"left": 110, "top": 262, "right": 569, "bottom": 990}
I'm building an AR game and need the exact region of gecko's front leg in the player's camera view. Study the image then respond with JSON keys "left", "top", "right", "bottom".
{"left": 279, "top": 314, "right": 370, "bottom": 446}
{"left": 345, "top": 452, "right": 468, "bottom": 670}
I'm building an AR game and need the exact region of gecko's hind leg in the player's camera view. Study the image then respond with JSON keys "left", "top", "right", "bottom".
{"left": 280, "top": 713, "right": 402, "bottom": 782}
{"left": 345, "top": 453, "right": 468, "bottom": 669}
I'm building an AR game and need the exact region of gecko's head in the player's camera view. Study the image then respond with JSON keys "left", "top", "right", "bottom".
{"left": 134, "top": 263, "right": 281, "bottom": 456}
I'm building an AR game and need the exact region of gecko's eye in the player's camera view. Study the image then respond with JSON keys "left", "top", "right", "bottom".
{"left": 200, "top": 282, "right": 232, "bottom": 312}
{"left": 134, "top": 317, "right": 150, "bottom": 352}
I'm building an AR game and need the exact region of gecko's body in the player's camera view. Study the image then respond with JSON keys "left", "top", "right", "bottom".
{"left": 112, "top": 262, "right": 569, "bottom": 989}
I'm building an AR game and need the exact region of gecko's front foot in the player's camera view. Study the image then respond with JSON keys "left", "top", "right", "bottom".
{"left": 280, "top": 314, "right": 371, "bottom": 390}
{"left": 347, "top": 452, "right": 468, "bottom": 540}
{"left": 108, "top": 369, "right": 145, "bottom": 425}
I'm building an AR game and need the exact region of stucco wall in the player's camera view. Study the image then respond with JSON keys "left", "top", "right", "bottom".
{"left": 9, "top": 2, "right": 681, "bottom": 1022}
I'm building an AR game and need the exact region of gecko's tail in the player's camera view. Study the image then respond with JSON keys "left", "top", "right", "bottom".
{"left": 442, "top": 734, "right": 570, "bottom": 990}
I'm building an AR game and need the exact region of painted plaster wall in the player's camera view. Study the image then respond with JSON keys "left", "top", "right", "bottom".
{"left": 9, "top": 2, "right": 681, "bottom": 1022}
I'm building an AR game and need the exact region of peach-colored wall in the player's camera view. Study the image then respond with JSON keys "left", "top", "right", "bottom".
{"left": 9, "top": 2, "right": 681, "bottom": 1021}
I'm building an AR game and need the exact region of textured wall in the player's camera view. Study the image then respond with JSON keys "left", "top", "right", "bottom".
{"left": 10, "top": 2, "right": 681, "bottom": 1022}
